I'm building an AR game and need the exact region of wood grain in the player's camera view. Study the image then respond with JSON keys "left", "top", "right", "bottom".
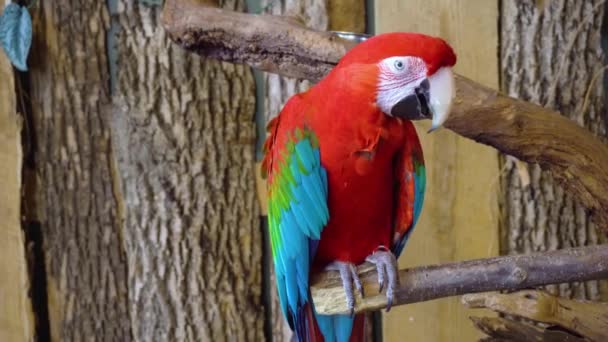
{"left": 0, "top": 32, "right": 34, "bottom": 342}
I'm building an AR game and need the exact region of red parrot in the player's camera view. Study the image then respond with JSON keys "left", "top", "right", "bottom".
{"left": 262, "top": 32, "right": 457, "bottom": 342}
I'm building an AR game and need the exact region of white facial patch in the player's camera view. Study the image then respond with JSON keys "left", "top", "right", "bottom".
{"left": 376, "top": 56, "right": 428, "bottom": 115}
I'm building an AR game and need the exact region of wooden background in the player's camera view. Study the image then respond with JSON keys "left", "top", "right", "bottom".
{"left": 0, "top": 39, "right": 34, "bottom": 342}
{"left": 0, "top": 0, "right": 606, "bottom": 341}
{"left": 376, "top": 1, "right": 500, "bottom": 341}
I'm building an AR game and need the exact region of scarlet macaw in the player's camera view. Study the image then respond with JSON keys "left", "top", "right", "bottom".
{"left": 262, "top": 32, "right": 457, "bottom": 342}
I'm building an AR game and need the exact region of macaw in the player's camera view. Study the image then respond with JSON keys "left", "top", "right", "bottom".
{"left": 262, "top": 32, "right": 457, "bottom": 342}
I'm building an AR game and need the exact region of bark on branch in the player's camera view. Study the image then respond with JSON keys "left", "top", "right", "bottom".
{"left": 309, "top": 245, "right": 608, "bottom": 315}
{"left": 470, "top": 316, "right": 586, "bottom": 342}
{"left": 464, "top": 291, "right": 608, "bottom": 341}
{"left": 161, "top": 0, "right": 608, "bottom": 231}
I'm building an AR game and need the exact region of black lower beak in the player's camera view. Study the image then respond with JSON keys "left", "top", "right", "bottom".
{"left": 390, "top": 79, "right": 431, "bottom": 120}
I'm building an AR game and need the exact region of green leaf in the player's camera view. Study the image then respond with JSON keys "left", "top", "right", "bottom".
{"left": 0, "top": 3, "right": 32, "bottom": 71}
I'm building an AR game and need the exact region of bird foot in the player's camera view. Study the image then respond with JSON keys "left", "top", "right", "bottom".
{"left": 365, "top": 246, "right": 399, "bottom": 312}
{"left": 324, "top": 261, "right": 363, "bottom": 316}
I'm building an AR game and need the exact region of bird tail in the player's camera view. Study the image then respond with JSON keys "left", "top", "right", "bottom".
{"left": 295, "top": 303, "right": 366, "bottom": 342}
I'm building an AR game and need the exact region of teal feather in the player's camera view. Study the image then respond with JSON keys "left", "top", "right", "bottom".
{"left": 334, "top": 315, "right": 355, "bottom": 342}
{"left": 320, "top": 168, "right": 328, "bottom": 198}
{"left": 315, "top": 315, "right": 335, "bottom": 342}
{"left": 313, "top": 312, "right": 354, "bottom": 342}
{"left": 413, "top": 163, "right": 426, "bottom": 227}
{"left": 284, "top": 260, "right": 299, "bottom": 310}
{"left": 277, "top": 275, "right": 289, "bottom": 317}
{"left": 301, "top": 174, "right": 327, "bottom": 223}
{"left": 292, "top": 203, "right": 315, "bottom": 237}
{"left": 267, "top": 128, "right": 330, "bottom": 340}
{"left": 295, "top": 140, "right": 315, "bottom": 170}
{"left": 295, "top": 248, "right": 309, "bottom": 299}
{"left": 393, "top": 154, "right": 426, "bottom": 258}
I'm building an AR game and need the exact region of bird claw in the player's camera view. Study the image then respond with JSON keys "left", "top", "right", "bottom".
{"left": 325, "top": 261, "right": 363, "bottom": 316}
{"left": 365, "top": 248, "right": 399, "bottom": 312}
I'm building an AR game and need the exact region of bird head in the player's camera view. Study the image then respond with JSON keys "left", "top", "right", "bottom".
{"left": 335, "top": 32, "right": 457, "bottom": 131}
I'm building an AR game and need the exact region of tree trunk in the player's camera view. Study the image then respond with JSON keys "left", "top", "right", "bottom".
{"left": 501, "top": 0, "right": 608, "bottom": 300}
{"left": 26, "top": 0, "right": 263, "bottom": 341}
{"left": 28, "top": 1, "right": 131, "bottom": 341}
{"left": 112, "top": 1, "right": 263, "bottom": 341}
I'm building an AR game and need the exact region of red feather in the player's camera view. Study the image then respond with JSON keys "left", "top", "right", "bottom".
{"left": 263, "top": 32, "right": 455, "bottom": 341}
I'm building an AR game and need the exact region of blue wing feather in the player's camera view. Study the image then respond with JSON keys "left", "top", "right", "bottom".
{"left": 267, "top": 128, "right": 330, "bottom": 341}
{"left": 269, "top": 130, "right": 355, "bottom": 342}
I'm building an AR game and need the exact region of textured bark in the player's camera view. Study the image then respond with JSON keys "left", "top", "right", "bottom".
{"left": 111, "top": 1, "right": 263, "bottom": 341}
{"left": 501, "top": 0, "right": 608, "bottom": 300}
{"left": 28, "top": 1, "right": 130, "bottom": 340}
{"left": 161, "top": 1, "right": 356, "bottom": 82}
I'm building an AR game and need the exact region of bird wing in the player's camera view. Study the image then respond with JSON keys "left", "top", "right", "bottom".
{"left": 262, "top": 96, "right": 329, "bottom": 339}
{"left": 391, "top": 120, "right": 426, "bottom": 257}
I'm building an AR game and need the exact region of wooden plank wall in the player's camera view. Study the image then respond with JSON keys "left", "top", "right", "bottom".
{"left": 0, "top": 45, "right": 34, "bottom": 340}
{"left": 375, "top": 1, "right": 500, "bottom": 341}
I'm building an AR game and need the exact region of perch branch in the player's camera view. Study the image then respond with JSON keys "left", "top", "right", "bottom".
{"left": 162, "top": 0, "right": 608, "bottom": 230}
{"left": 309, "top": 245, "right": 608, "bottom": 315}
{"left": 463, "top": 291, "right": 608, "bottom": 341}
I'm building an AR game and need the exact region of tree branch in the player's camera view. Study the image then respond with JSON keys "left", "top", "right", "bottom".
{"left": 161, "top": 0, "right": 608, "bottom": 231}
{"left": 470, "top": 316, "right": 586, "bottom": 342}
{"left": 309, "top": 245, "right": 608, "bottom": 315}
{"left": 463, "top": 291, "right": 608, "bottom": 341}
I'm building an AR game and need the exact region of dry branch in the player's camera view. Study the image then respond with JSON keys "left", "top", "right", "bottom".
{"left": 464, "top": 291, "right": 608, "bottom": 341}
{"left": 471, "top": 316, "right": 585, "bottom": 342}
{"left": 309, "top": 246, "right": 608, "bottom": 315}
{"left": 161, "top": 0, "right": 608, "bottom": 230}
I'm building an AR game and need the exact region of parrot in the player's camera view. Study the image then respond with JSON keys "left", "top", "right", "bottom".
{"left": 262, "top": 32, "right": 457, "bottom": 342}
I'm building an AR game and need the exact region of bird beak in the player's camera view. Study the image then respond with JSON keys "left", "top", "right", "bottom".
{"left": 390, "top": 67, "right": 455, "bottom": 132}
{"left": 427, "top": 67, "right": 455, "bottom": 132}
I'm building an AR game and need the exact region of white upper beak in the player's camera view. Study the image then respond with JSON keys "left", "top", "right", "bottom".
{"left": 428, "top": 67, "right": 455, "bottom": 132}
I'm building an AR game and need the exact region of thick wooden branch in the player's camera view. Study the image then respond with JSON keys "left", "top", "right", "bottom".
{"left": 309, "top": 245, "right": 608, "bottom": 315}
{"left": 161, "top": 0, "right": 356, "bottom": 81}
{"left": 162, "top": 0, "right": 608, "bottom": 230}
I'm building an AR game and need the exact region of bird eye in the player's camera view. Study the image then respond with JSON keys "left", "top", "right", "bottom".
{"left": 394, "top": 60, "right": 405, "bottom": 71}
